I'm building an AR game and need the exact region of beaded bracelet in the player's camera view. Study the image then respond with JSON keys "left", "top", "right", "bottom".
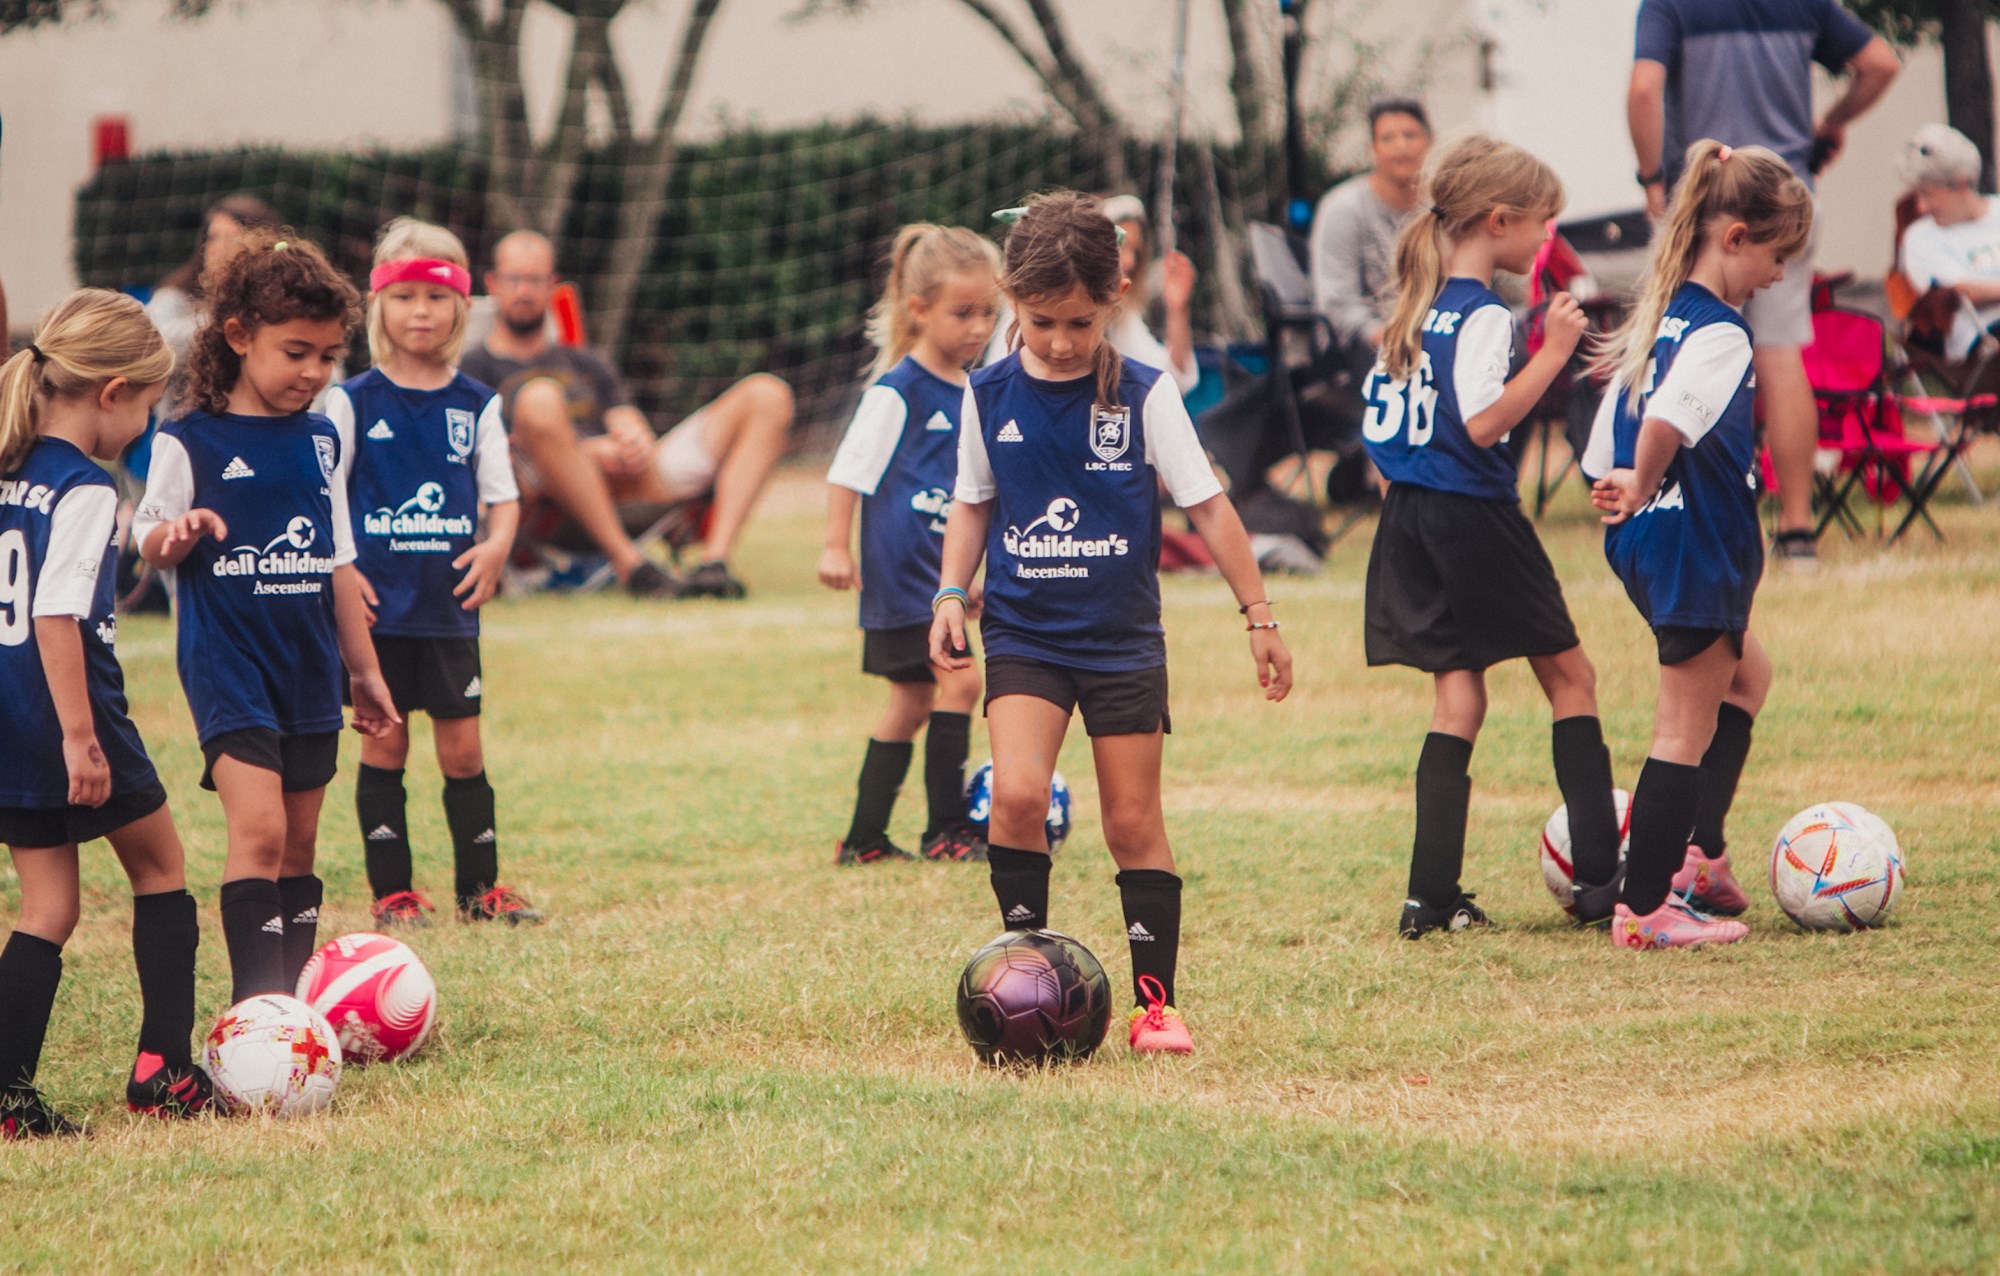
{"left": 1247, "top": 620, "right": 1281, "bottom": 632}
{"left": 932, "top": 586, "right": 970, "bottom": 614}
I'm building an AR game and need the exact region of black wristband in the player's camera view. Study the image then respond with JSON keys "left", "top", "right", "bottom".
{"left": 1636, "top": 168, "right": 1663, "bottom": 187}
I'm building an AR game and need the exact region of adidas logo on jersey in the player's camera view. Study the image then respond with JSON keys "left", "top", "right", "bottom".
{"left": 366, "top": 825, "right": 398, "bottom": 841}
{"left": 473, "top": 829, "right": 495, "bottom": 845}
{"left": 996, "top": 420, "right": 1024, "bottom": 443}
{"left": 1127, "top": 921, "right": 1155, "bottom": 942}
{"left": 367, "top": 419, "right": 395, "bottom": 440}
{"left": 1005, "top": 904, "right": 1036, "bottom": 924}
{"left": 463, "top": 676, "right": 482, "bottom": 698}
{"left": 291, "top": 907, "right": 319, "bottom": 926}
{"left": 260, "top": 915, "right": 284, "bottom": 935}
{"left": 221, "top": 457, "right": 256, "bottom": 480}
{"left": 924, "top": 410, "right": 953, "bottom": 433}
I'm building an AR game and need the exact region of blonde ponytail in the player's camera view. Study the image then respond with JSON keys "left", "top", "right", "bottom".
{"left": 865, "top": 223, "right": 1001, "bottom": 381}
{"left": 0, "top": 290, "right": 172, "bottom": 475}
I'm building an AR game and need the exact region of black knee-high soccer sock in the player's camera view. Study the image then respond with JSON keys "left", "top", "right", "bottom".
{"left": 922, "top": 712, "right": 972, "bottom": 835}
{"left": 356, "top": 763, "right": 413, "bottom": 900}
{"left": 131, "top": 891, "right": 198, "bottom": 1068}
{"left": 1116, "top": 869, "right": 1183, "bottom": 1008}
{"left": 218, "top": 877, "right": 285, "bottom": 1003}
{"left": 0, "top": 933, "right": 63, "bottom": 1092}
{"left": 844, "top": 739, "right": 913, "bottom": 848}
{"left": 1407, "top": 732, "right": 1475, "bottom": 907}
{"left": 276, "top": 875, "right": 322, "bottom": 990}
{"left": 987, "top": 845, "right": 1051, "bottom": 931}
{"left": 443, "top": 771, "right": 500, "bottom": 905}
{"left": 1690, "top": 704, "right": 1755, "bottom": 859}
{"left": 1553, "top": 715, "right": 1621, "bottom": 887}
{"left": 1623, "top": 758, "right": 1704, "bottom": 916}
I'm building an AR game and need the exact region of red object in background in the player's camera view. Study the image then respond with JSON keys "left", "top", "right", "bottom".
{"left": 93, "top": 117, "right": 132, "bottom": 167}
{"left": 550, "top": 283, "right": 586, "bottom": 347}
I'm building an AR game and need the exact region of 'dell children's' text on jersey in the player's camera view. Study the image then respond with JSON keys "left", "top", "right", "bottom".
{"left": 825, "top": 356, "right": 963, "bottom": 631}
{"left": 1361, "top": 277, "right": 1521, "bottom": 502}
{"left": 0, "top": 439, "right": 158, "bottom": 806}
{"left": 1581, "top": 281, "right": 1762, "bottom": 630}
{"left": 956, "top": 352, "right": 1221, "bottom": 672}
{"left": 133, "top": 411, "right": 357, "bottom": 742}
{"left": 324, "top": 370, "right": 517, "bottom": 639}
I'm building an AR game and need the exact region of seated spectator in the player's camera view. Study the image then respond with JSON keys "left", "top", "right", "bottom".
{"left": 147, "top": 194, "right": 280, "bottom": 422}
{"left": 461, "top": 230, "right": 794, "bottom": 599}
{"left": 1898, "top": 123, "right": 2000, "bottom": 361}
{"left": 1309, "top": 97, "right": 1432, "bottom": 379}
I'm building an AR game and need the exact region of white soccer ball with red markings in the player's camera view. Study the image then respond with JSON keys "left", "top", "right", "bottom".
{"left": 1538, "top": 789, "right": 1632, "bottom": 916}
{"left": 1771, "top": 804, "right": 1905, "bottom": 931}
{"left": 296, "top": 932, "right": 437, "bottom": 1064}
{"left": 203, "top": 993, "right": 343, "bottom": 1117}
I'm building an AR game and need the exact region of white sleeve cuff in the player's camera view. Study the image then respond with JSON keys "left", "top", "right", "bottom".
{"left": 32, "top": 486, "right": 117, "bottom": 618}
{"left": 953, "top": 385, "right": 996, "bottom": 503}
{"left": 826, "top": 385, "right": 910, "bottom": 496}
{"left": 1648, "top": 325, "right": 1753, "bottom": 445}
{"left": 1452, "top": 305, "right": 1514, "bottom": 423}
{"left": 130, "top": 433, "right": 194, "bottom": 550}
{"left": 1142, "top": 378, "right": 1224, "bottom": 507}
{"left": 473, "top": 395, "right": 520, "bottom": 504}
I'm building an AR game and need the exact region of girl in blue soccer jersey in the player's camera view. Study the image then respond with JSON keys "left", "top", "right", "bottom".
{"left": 1586, "top": 140, "right": 1813, "bottom": 950}
{"left": 0, "top": 291, "right": 214, "bottom": 1135}
{"left": 1363, "top": 134, "right": 1625, "bottom": 939}
{"left": 325, "top": 218, "right": 537, "bottom": 926}
{"left": 821, "top": 224, "right": 999, "bottom": 866}
{"left": 928, "top": 191, "right": 1292, "bottom": 1056}
{"left": 134, "top": 230, "right": 400, "bottom": 1004}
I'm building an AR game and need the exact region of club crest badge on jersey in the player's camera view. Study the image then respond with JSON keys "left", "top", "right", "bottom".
{"left": 1090, "top": 403, "right": 1131, "bottom": 463}
{"left": 446, "top": 409, "right": 475, "bottom": 459}
{"left": 313, "top": 436, "right": 337, "bottom": 480}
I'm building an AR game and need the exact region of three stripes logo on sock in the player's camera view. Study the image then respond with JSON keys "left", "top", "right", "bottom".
{"left": 1005, "top": 904, "right": 1035, "bottom": 924}
{"left": 366, "top": 825, "right": 398, "bottom": 841}
{"left": 260, "top": 915, "right": 284, "bottom": 935}
{"left": 1127, "top": 922, "right": 1154, "bottom": 942}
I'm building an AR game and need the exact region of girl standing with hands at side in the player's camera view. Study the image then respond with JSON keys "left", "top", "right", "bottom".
{"left": 134, "top": 231, "right": 400, "bottom": 1004}
{"left": 1361, "top": 135, "right": 1625, "bottom": 938}
{"left": 930, "top": 192, "right": 1291, "bottom": 1056}
{"left": 1585, "top": 141, "right": 1813, "bottom": 949}
{"left": 0, "top": 292, "right": 212, "bottom": 1136}
{"left": 822, "top": 225, "right": 999, "bottom": 865}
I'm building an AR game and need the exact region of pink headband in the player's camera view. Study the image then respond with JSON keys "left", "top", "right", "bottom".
{"left": 369, "top": 258, "right": 471, "bottom": 297}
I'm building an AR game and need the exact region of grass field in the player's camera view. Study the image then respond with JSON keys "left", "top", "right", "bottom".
{"left": 5, "top": 457, "right": 2000, "bottom": 1273}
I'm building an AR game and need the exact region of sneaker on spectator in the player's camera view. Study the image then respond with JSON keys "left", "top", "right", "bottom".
{"left": 1771, "top": 529, "right": 1818, "bottom": 570}
{"left": 624, "top": 560, "right": 683, "bottom": 598}
{"left": 682, "top": 559, "right": 748, "bottom": 599}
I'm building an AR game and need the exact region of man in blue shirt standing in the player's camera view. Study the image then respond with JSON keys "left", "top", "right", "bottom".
{"left": 1627, "top": 0, "right": 1899, "bottom": 567}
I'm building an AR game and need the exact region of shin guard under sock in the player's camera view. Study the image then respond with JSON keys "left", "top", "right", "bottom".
{"left": 1553, "top": 715, "right": 1621, "bottom": 886}
{"left": 1407, "top": 733, "right": 1475, "bottom": 907}
{"left": 218, "top": 878, "right": 286, "bottom": 1003}
{"left": 1690, "top": 704, "right": 1755, "bottom": 859}
{"left": 276, "top": 875, "right": 322, "bottom": 991}
{"left": 131, "top": 891, "right": 198, "bottom": 1067}
{"left": 1623, "top": 758, "right": 1704, "bottom": 916}
{"left": 1116, "top": 869, "right": 1183, "bottom": 1007}
{"left": 443, "top": 771, "right": 500, "bottom": 904}
{"left": 356, "top": 763, "right": 413, "bottom": 900}
{"left": 844, "top": 739, "right": 913, "bottom": 848}
{"left": 986, "top": 845, "right": 1051, "bottom": 931}
{"left": 0, "top": 933, "right": 63, "bottom": 1091}
{"left": 922, "top": 712, "right": 971, "bottom": 835}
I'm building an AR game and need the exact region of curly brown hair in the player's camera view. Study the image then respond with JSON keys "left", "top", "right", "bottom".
{"left": 179, "top": 227, "right": 361, "bottom": 418}
{"left": 999, "top": 190, "right": 1127, "bottom": 407}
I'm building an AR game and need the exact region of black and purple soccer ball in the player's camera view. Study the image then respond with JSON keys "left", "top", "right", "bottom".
{"left": 954, "top": 929, "right": 1112, "bottom": 1065}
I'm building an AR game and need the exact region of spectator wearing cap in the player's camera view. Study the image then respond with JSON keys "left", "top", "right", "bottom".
{"left": 1899, "top": 124, "right": 2000, "bottom": 361}
{"left": 1310, "top": 97, "right": 1433, "bottom": 380}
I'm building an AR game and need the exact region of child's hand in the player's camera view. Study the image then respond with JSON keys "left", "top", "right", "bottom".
{"left": 817, "top": 546, "right": 857, "bottom": 591}
{"left": 1542, "top": 293, "right": 1588, "bottom": 358}
{"left": 63, "top": 735, "right": 111, "bottom": 808}
{"left": 452, "top": 539, "right": 508, "bottom": 611}
{"left": 354, "top": 568, "right": 380, "bottom": 627}
{"left": 928, "top": 599, "right": 972, "bottom": 671}
{"left": 1160, "top": 249, "right": 1197, "bottom": 311}
{"left": 1250, "top": 628, "right": 1293, "bottom": 703}
{"left": 1591, "top": 469, "right": 1647, "bottom": 524}
{"left": 160, "top": 509, "right": 228, "bottom": 561}
{"left": 347, "top": 670, "right": 403, "bottom": 738}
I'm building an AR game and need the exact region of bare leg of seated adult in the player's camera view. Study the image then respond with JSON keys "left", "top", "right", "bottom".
{"left": 511, "top": 379, "right": 678, "bottom": 597}
{"left": 663, "top": 373, "right": 794, "bottom": 598}
{"left": 1757, "top": 346, "right": 1819, "bottom": 569}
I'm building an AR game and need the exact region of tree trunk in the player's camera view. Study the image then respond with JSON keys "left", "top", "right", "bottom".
{"left": 957, "top": 0, "right": 1129, "bottom": 188}
{"left": 1940, "top": 0, "right": 1997, "bottom": 193}
{"left": 1195, "top": 145, "right": 1257, "bottom": 341}
{"left": 449, "top": 0, "right": 535, "bottom": 234}
{"left": 528, "top": 0, "right": 626, "bottom": 239}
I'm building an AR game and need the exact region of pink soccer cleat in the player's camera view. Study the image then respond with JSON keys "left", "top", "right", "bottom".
{"left": 1610, "top": 898, "right": 1749, "bottom": 950}
{"left": 1672, "top": 846, "right": 1750, "bottom": 916}
{"left": 1128, "top": 975, "right": 1194, "bottom": 1055}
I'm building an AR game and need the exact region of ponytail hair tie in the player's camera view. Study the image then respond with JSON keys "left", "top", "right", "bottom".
{"left": 1430, "top": 204, "right": 1445, "bottom": 218}
{"left": 271, "top": 240, "right": 290, "bottom": 252}
{"left": 1717, "top": 146, "right": 1733, "bottom": 164}
{"left": 25, "top": 342, "right": 45, "bottom": 364}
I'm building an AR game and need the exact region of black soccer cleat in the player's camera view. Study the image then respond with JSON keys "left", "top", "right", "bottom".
{"left": 834, "top": 837, "right": 916, "bottom": 866}
{"left": 1571, "top": 870, "right": 1626, "bottom": 927}
{"left": 460, "top": 884, "right": 546, "bottom": 925}
{"left": 623, "top": 560, "right": 685, "bottom": 599}
{"left": 920, "top": 823, "right": 989, "bottom": 863}
{"left": 0, "top": 1087, "right": 83, "bottom": 1139}
{"left": 681, "top": 559, "right": 748, "bottom": 600}
{"left": 127, "top": 1053, "right": 214, "bottom": 1118}
{"left": 1399, "top": 891, "right": 1492, "bottom": 940}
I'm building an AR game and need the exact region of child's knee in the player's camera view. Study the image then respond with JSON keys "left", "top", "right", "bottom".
{"left": 990, "top": 775, "right": 1051, "bottom": 833}
{"left": 511, "top": 380, "right": 570, "bottom": 443}
{"left": 745, "top": 373, "right": 794, "bottom": 424}
{"left": 434, "top": 724, "right": 485, "bottom": 778}
{"left": 14, "top": 899, "right": 80, "bottom": 946}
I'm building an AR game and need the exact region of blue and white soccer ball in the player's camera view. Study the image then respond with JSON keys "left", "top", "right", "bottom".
{"left": 964, "top": 759, "right": 1072, "bottom": 852}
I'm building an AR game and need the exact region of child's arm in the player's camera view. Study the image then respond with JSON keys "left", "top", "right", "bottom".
{"left": 1184, "top": 494, "right": 1294, "bottom": 702}
{"left": 818, "top": 485, "right": 860, "bottom": 591}
{"left": 34, "top": 617, "right": 111, "bottom": 808}
{"left": 453, "top": 498, "right": 519, "bottom": 611}
{"left": 927, "top": 496, "right": 990, "bottom": 670}
{"left": 1591, "top": 416, "right": 1682, "bottom": 524}
{"left": 131, "top": 432, "right": 227, "bottom": 567}
{"left": 1463, "top": 294, "right": 1587, "bottom": 448}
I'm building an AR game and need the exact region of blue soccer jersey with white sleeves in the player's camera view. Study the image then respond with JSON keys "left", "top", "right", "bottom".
{"left": 0, "top": 438, "right": 158, "bottom": 806}
{"left": 826, "top": 356, "right": 964, "bottom": 631}
{"left": 955, "top": 352, "right": 1222, "bottom": 672}
{"left": 133, "top": 410, "right": 356, "bottom": 743}
{"left": 1580, "top": 281, "right": 1763, "bottom": 630}
{"left": 1361, "top": 277, "right": 1521, "bottom": 502}
{"left": 323, "top": 370, "right": 517, "bottom": 639}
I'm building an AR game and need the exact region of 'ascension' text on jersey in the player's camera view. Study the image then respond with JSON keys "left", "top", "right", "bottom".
{"left": 1361, "top": 276, "right": 1521, "bottom": 503}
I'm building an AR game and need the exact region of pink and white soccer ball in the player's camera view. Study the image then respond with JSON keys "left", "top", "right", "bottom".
{"left": 296, "top": 932, "right": 437, "bottom": 1064}
{"left": 1770, "top": 803, "right": 1905, "bottom": 931}
{"left": 203, "top": 993, "right": 343, "bottom": 1117}
{"left": 1538, "top": 789, "right": 1631, "bottom": 916}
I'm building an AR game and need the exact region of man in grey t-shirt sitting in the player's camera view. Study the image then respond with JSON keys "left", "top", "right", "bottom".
{"left": 462, "top": 230, "right": 793, "bottom": 599}
{"left": 1310, "top": 98, "right": 1432, "bottom": 380}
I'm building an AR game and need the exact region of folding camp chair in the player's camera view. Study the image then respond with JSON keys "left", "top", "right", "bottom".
{"left": 517, "top": 494, "right": 714, "bottom": 592}
{"left": 1883, "top": 348, "right": 2000, "bottom": 543}
{"left": 1242, "top": 221, "right": 1337, "bottom": 496}
{"left": 1801, "top": 307, "right": 1946, "bottom": 541}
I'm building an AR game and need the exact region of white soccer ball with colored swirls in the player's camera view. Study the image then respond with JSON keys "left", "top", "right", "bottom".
{"left": 964, "top": 760, "right": 1072, "bottom": 851}
{"left": 1538, "top": 789, "right": 1631, "bottom": 916}
{"left": 203, "top": 993, "right": 342, "bottom": 1117}
{"left": 296, "top": 932, "right": 438, "bottom": 1064}
{"left": 1770, "top": 803, "right": 1905, "bottom": 931}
